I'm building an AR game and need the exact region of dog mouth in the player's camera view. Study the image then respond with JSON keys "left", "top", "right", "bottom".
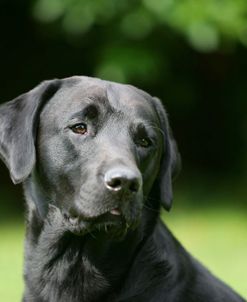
{"left": 64, "top": 207, "right": 140, "bottom": 239}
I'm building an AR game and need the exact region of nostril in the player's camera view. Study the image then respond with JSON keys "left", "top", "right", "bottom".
{"left": 106, "top": 177, "right": 122, "bottom": 191}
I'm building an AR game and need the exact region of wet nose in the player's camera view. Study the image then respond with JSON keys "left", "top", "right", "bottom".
{"left": 104, "top": 168, "right": 141, "bottom": 194}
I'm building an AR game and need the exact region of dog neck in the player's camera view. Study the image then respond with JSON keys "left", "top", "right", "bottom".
{"left": 22, "top": 199, "right": 160, "bottom": 302}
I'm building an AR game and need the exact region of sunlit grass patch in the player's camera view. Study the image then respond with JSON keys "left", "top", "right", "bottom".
{"left": 0, "top": 221, "right": 24, "bottom": 301}
{"left": 162, "top": 206, "right": 247, "bottom": 298}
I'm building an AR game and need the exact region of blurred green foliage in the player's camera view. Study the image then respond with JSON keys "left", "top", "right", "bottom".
{"left": 33, "top": 0, "right": 247, "bottom": 52}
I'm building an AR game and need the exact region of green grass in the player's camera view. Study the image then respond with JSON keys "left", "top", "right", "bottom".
{"left": 0, "top": 220, "right": 24, "bottom": 301}
{"left": 0, "top": 207, "right": 246, "bottom": 301}
{"left": 162, "top": 206, "right": 247, "bottom": 298}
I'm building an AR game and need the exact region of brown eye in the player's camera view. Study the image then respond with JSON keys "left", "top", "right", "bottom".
{"left": 70, "top": 123, "right": 87, "bottom": 135}
{"left": 136, "top": 137, "right": 152, "bottom": 148}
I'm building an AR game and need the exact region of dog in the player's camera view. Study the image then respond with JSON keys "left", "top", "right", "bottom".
{"left": 0, "top": 76, "right": 245, "bottom": 302}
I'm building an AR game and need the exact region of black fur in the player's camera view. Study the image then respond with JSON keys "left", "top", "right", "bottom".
{"left": 0, "top": 76, "right": 245, "bottom": 302}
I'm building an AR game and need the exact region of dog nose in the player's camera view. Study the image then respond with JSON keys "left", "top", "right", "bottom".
{"left": 104, "top": 168, "right": 141, "bottom": 193}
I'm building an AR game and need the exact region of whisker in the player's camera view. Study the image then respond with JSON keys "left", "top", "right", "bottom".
{"left": 143, "top": 204, "right": 160, "bottom": 213}
{"left": 88, "top": 229, "right": 96, "bottom": 239}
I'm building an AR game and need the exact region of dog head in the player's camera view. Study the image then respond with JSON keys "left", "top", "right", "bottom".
{"left": 0, "top": 76, "right": 180, "bottom": 237}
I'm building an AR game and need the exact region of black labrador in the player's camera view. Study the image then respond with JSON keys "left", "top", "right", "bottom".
{"left": 0, "top": 76, "right": 245, "bottom": 302}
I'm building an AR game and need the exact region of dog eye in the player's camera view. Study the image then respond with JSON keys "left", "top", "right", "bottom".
{"left": 136, "top": 137, "right": 152, "bottom": 148}
{"left": 70, "top": 123, "right": 87, "bottom": 135}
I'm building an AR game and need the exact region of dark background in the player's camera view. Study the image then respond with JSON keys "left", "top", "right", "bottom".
{"left": 0, "top": 0, "right": 246, "bottom": 215}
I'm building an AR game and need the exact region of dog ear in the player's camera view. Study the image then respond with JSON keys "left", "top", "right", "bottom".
{"left": 152, "top": 97, "right": 181, "bottom": 211}
{"left": 0, "top": 80, "right": 61, "bottom": 184}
